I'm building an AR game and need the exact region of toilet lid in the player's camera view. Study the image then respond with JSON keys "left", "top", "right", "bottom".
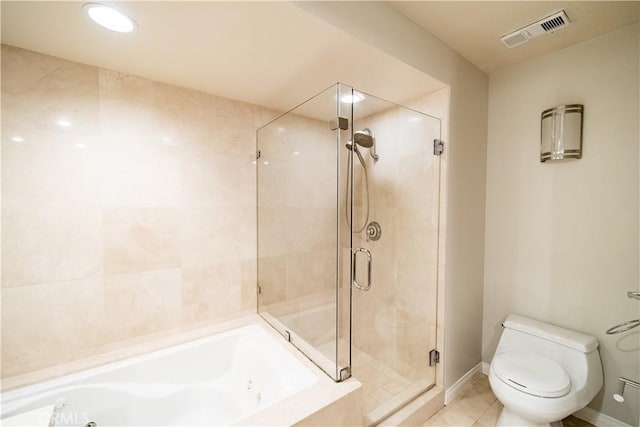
{"left": 493, "top": 352, "right": 571, "bottom": 398}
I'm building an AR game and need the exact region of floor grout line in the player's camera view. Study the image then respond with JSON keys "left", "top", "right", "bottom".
{"left": 424, "top": 375, "right": 595, "bottom": 427}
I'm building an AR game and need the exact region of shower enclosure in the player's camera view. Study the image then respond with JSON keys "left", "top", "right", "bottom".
{"left": 256, "top": 83, "right": 442, "bottom": 424}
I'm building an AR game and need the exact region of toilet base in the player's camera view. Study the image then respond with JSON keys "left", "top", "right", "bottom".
{"left": 497, "top": 407, "right": 564, "bottom": 427}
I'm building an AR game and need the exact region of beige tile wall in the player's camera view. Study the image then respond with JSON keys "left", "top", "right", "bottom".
{"left": 255, "top": 103, "right": 341, "bottom": 347}
{"left": 348, "top": 100, "right": 442, "bottom": 382}
{"left": 1, "top": 44, "right": 277, "bottom": 378}
{"left": 1, "top": 45, "right": 447, "bottom": 391}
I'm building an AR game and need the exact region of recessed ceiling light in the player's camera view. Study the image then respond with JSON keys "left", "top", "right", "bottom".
{"left": 10, "top": 136, "right": 24, "bottom": 142}
{"left": 340, "top": 93, "right": 364, "bottom": 104}
{"left": 56, "top": 119, "right": 72, "bottom": 127}
{"left": 83, "top": 3, "right": 137, "bottom": 33}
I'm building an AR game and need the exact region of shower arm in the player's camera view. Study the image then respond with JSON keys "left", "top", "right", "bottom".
{"left": 370, "top": 146, "right": 379, "bottom": 162}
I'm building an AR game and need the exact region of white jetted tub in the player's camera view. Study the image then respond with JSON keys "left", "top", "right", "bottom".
{"left": 1, "top": 324, "right": 321, "bottom": 426}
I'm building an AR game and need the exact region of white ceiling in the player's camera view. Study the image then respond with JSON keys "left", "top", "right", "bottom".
{"left": 390, "top": 1, "right": 640, "bottom": 74}
{"left": 3, "top": 1, "right": 637, "bottom": 113}
{"left": 0, "top": 1, "right": 445, "bottom": 115}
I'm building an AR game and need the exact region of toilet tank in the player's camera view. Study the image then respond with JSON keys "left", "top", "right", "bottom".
{"left": 495, "top": 315, "right": 602, "bottom": 393}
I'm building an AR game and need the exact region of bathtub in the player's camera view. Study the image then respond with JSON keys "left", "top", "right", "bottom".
{"left": 0, "top": 321, "right": 360, "bottom": 427}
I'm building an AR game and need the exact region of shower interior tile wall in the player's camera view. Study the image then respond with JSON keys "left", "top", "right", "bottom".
{"left": 257, "top": 111, "right": 337, "bottom": 315}
{"left": 346, "top": 103, "right": 440, "bottom": 379}
{"left": 0, "top": 44, "right": 277, "bottom": 378}
{"left": 257, "top": 94, "right": 444, "bottom": 381}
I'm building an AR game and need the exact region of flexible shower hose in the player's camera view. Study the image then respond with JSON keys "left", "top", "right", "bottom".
{"left": 344, "top": 150, "right": 370, "bottom": 234}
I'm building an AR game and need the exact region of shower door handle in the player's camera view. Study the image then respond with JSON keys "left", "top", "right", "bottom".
{"left": 353, "top": 248, "right": 372, "bottom": 291}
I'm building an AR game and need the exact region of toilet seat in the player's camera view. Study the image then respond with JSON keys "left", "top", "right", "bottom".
{"left": 493, "top": 352, "right": 571, "bottom": 398}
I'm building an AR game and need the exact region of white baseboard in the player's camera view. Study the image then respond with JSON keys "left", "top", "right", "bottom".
{"left": 574, "top": 406, "right": 634, "bottom": 427}
{"left": 482, "top": 361, "right": 490, "bottom": 375}
{"left": 444, "top": 362, "right": 482, "bottom": 405}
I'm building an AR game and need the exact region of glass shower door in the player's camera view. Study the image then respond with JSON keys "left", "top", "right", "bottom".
{"left": 256, "top": 84, "right": 353, "bottom": 381}
{"left": 350, "top": 91, "right": 442, "bottom": 424}
{"left": 256, "top": 84, "right": 442, "bottom": 422}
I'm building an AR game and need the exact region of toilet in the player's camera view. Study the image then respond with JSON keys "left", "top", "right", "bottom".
{"left": 488, "top": 315, "right": 603, "bottom": 427}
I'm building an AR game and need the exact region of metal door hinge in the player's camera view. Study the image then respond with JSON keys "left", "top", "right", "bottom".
{"left": 429, "top": 349, "right": 440, "bottom": 366}
{"left": 257, "top": 284, "right": 262, "bottom": 295}
{"left": 330, "top": 117, "right": 349, "bottom": 131}
{"left": 433, "top": 139, "right": 444, "bottom": 156}
{"left": 256, "top": 150, "right": 261, "bottom": 160}
{"left": 339, "top": 367, "right": 351, "bottom": 381}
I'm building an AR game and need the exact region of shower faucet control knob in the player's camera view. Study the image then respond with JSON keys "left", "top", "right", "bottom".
{"left": 366, "top": 222, "right": 382, "bottom": 241}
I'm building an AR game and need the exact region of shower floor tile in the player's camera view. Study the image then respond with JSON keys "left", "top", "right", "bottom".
{"left": 316, "top": 340, "right": 419, "bottom": 420}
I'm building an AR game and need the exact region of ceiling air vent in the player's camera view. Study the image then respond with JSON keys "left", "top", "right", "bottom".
{"left": 500, "top": 11, "right": 570, "bottom": 48}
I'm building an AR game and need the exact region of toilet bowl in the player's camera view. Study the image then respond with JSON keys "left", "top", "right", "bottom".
{"left": 488, "top": 315, "right": 603, "bottom": 427}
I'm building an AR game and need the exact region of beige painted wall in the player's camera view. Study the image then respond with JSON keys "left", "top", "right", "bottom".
{"left": 0, "top": 45, "right": 277, "bottom": 378}
{"left": 296, "top": 2, "right": 489, "bottom": 389}
{"left": 483, "top": 24, "right": 639, "bottom": 425}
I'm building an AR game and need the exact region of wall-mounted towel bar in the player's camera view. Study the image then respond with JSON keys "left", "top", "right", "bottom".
{"left": 606, "top": 290, "right": 640, "bottom": 334}
{"left": 627, "top": 291, "right": 640, "bottom": 300}
{"left": 606, "top": 319, "right": 640, "bottom": 335}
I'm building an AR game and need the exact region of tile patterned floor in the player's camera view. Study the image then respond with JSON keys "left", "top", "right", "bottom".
{"left": 317, "top": 340, "right": 425, "bottom": 417}
{"left": 350, "top": 345, "right": 415, "bottom": 415}
{"left": 423, "top": 374, "right": 595, "bottom": 427}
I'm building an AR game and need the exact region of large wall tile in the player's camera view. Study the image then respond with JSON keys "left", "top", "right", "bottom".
{"left": 1, "top": 45, "right": 99, "bottom": 135}
{"left": 180, "top": 146, "right": 254, "bottom": 208}
{"left": 104, "top": 269, "right": 182, "bottom": 342}
{"left": 2, "top": 130, "right": 102, "bottom": 208}
{"left": 2, "top": 206, "right": 103, "bottom": 287}
{"left": 1, "top": 278, "right": 105, "bottom": 377}
{"left": 98, "top": 70, "right": 178, "bottom": 147}
{"left": 103, "top": 208, "right": 181, "bottom": 275}
{"left": 285, "top": 250, "right": 335, "bottom": 299}
{"left": 181, "top": 207, "right": 255, "bottom": 265}
{"left": 98, "top": 142, "right": 182, "bottom": 208}
{"left": 181, "top": 261, "right": 241, "bottom": 323}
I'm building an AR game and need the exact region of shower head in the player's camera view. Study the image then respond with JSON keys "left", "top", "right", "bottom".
{"left": 346, "top": 128, "right": 379, "bottom": 163}
{"left": 353, "top": 129, "right": 374, "bottom": 148}
{"left": 352, "top": 128, "right": 379, "bottom": 162}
